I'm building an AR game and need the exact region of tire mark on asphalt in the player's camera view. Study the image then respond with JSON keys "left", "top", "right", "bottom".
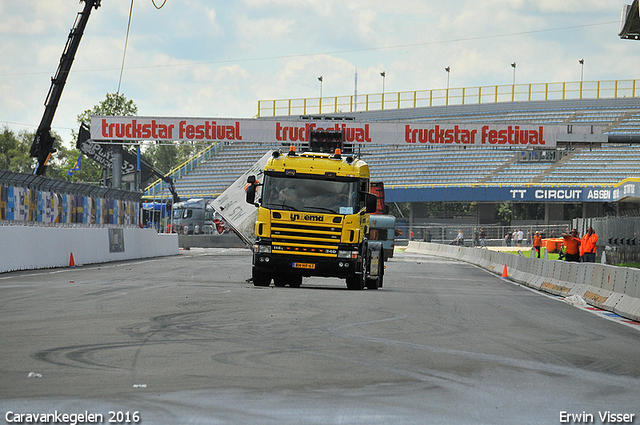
{"left": 32, "top": 308, "right": 227, "bottom": 371}
{"left": 325, "top": 315, "right": 640, "bottom": 390}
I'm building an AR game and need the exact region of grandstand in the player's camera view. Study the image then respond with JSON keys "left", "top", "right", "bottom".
{"left": 145, "top": 96, "right": 640, "bottom": 217}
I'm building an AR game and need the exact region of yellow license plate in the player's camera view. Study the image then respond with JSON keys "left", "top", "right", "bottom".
{"left": 293, "top": 262, "right": 315, "bottom": 269}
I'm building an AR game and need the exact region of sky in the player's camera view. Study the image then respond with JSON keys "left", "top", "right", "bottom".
{"left": 0, "top": 0, "right": 636, "bottom": 148}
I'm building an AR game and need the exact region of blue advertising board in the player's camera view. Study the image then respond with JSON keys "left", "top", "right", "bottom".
{"left": 385, "top": 179, "right": 640, "bottom": 204}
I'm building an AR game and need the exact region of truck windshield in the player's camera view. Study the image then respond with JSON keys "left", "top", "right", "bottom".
{"left": 172, "top": 208, "right": 191, "bottom": 219}
{"left": 262, "top": 175, "right": 358, "bottom": 214}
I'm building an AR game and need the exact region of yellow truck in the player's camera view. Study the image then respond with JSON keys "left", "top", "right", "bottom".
{"left": 245, "top": 130, "right": 384, "bottom": 290}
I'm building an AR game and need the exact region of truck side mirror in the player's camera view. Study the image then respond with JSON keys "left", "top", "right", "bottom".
{"left": 365, "top": 193, "right": 378, "bottom": 213}
{"left": 246, "top": 176, "right": 257, "bottom": 205}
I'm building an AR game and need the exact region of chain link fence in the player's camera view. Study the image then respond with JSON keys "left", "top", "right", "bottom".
{"left": 576, "top": 216, "right": 640, "bottom": 265}
{"left": 396, "top": 217, "right": 640, "bottom": 265}
{"left": 399, "top": 223, "right": 571, "bottom": 247}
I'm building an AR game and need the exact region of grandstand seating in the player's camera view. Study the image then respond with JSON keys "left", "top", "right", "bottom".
{"left": 145, "top": 97, "right": 640, "bottom": 200}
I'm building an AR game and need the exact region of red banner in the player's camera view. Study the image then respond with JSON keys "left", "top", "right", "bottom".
{"left": 91, "top": 116, "right": 607, "bottom": 148}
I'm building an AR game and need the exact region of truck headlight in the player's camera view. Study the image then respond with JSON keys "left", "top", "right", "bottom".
{"left": 338, "top": 250, "right": 358, "bottom": 259}
{"left": 254, "top": 245, "right": 272, "bottom": 254}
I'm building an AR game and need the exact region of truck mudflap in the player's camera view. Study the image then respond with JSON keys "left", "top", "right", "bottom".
{"left": 368, "top": 242, "right": 382, "bottom": 277}
{"left": 366, "top": 241, "right": 384, "bottom": 289}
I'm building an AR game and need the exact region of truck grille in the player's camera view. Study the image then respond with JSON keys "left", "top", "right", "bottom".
{"left": 271, "top": 222, "right": 341, "bottom": 256}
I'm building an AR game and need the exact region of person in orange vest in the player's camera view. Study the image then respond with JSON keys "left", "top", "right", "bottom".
{"left": 533, "top": 231, "right": 543, "bottom": 258}
{"left": 580, "top": 227, "right": 598, "bottom": 263}
{"left": 561, "top": 229, "right": 581, "bottom": 262}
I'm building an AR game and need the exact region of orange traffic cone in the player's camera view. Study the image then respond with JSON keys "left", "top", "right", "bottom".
{"left": 501, "top": 264, "right": 508, "bottom": 278}
{"left": 69, "top": 252, "right": 76, "bottom": 267}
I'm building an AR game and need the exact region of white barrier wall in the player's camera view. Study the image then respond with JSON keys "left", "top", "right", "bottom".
{"left": 406, "top": 241, "right": 640, "bottom": 322}
{"left": 0, "top": 226, "right": 178, "bottom": 273}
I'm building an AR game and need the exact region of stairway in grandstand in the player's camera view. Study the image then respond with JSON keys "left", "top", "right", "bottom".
{"left": 477, "top": 156, "right": 520, "bottom": 184}
{"left": 163, "top": 142, "right": 283, "bottom": 199}
{"left": 146, "top": 97, "right": 640, "bottom": 200}
{"left": 529, "top": 151, "right": 576, "bottom": 183}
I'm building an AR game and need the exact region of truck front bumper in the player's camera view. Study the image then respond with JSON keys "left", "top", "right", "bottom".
{"left": 252, "top": 252, "right": 361, "bottom": 278}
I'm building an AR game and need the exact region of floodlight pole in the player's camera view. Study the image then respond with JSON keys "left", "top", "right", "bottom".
{"left": 380, "top": 71, "right": 386, "bottom": 109}
{"left": 354, "top": 68, "right": 358, "bottom": 112}
{"left": 511, "top": 62, "right": 517, "bottom": 102}
{"left": 579, "top": 59, "right": 585, "bottom": 98}
{"left": 445, "top": 67, "right": 450, "bottom": 105}
{"left": 318, "top": 76, "right": 323, "bottom": 113}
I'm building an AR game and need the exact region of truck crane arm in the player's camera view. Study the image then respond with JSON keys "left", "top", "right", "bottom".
{"left": 30, "top": 0, "right": 101, "bottom": 176}
{"left": 155, "top": 172, "right": 180, "bottom": 205}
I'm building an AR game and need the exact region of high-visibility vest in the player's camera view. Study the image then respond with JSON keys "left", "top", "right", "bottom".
{"left": 563, "top": 235, "right": 581, "bottom": 255}
{"left": 581, "top": 233, "right": 598, "bottom": 255}
{"left": 533, "top": 235, "right": 542, "bottom": 248}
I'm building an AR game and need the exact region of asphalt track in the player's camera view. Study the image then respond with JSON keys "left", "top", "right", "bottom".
{"left": 1, "top": 248, "right": 639, "bottom": 425}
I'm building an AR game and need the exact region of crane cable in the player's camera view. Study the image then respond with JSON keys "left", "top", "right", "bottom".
{"left": 115, "top": 0, "right": 166, "bottom": 113}
{"left": 115, "top": 0, "right": 135, "bottom": 113}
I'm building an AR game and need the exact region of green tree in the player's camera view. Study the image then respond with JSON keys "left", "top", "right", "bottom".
{"left": 512, "top": 202, "right": 545, "bottom": 220}
{"left": 564, "top": 203, "right": 582, "bottom": 220}
{"left": 70, "top": 92, "right": 139, "bottom": 184}
{"left": 145, "top": 142, "right": 178, "bottom": 174}
{"left": 47, "top": 144, "right": 103, "bottom": 184}
{"left": 496, "top": 202, "right": 513, "bottom": 224}
{"left": 0, "top": 127, "right": 34, "bottom": 173}
{"left": 0, "top": 125, "right": 102, "bottom": 182}
{"left": 144, "top": 141, "right": 196, "bottom": 174}
{"left": 389, "top": 202, "right": 410, "bottom": 218}
{"left": 76, "top": 92, "right": 138, "bottom": 123}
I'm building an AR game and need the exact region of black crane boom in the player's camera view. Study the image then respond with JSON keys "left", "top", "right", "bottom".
{"left": 30, "top": 0, "right": 101, "bottom": 176}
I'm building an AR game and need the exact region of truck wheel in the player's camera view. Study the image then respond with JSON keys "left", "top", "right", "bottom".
{"left": 252, "top": 268, "right": 271, "bottom": 287}
{"left": 346, "top": 273, "right": 365, "bottom": 290}
{"left": 274, "top": 274, "right": 302, "bottom": 288}
{"left": 287, "top": 274, "right": 303, "bottom": 288}
{"left": 365, "top": 279, "right": 377, "bottom": 290}
{"left": 273, "top": 274, "right": 287, "bottom": 287}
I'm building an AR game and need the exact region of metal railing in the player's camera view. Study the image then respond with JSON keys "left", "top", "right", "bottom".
{"left": 0, "top": 170, "right": 141, "bottom": 227}
{"left": 257, "top": 79, "right": 640, "bottom": 117}
{"left": 398, "top": 223, "right": 570, "bottom": 247}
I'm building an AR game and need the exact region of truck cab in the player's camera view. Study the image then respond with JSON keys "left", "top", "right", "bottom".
{"left": 170, "top": 198, "right": 214, "bottom": 234}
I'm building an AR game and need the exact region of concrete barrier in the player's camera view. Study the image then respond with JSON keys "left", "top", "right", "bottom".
{"left": 614, "top": 270, "right": 640, "bottom": 320}
{"left": 178, "top": 233, "right": 247, "bottom": 249}
{"left": 529, "top": 259, "right": 547, "bottom": 290}
{"left": 0, "top": 226, "right": 178, "bottom": 273}
{"left": 406, "top": 241, "right": 640, "bottom": 322}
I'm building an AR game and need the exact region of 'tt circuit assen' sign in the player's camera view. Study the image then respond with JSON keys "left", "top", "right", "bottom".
{"left": 386, "top": 184, "right": 640, "bottom": 204}
{"left": 90, "top": 116, "right": 605, "bottom": 148}
{"left": 508, "top": 188, "right": 612, "bottom": 201}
